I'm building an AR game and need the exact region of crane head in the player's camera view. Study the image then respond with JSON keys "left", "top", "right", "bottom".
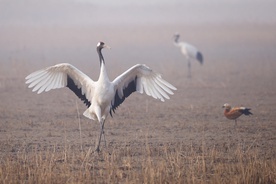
{"left": 173, "top": 33, "right": 180, "bottom": 38}
{"left": 97, "top": 42, "right": 111, "bottom": 50}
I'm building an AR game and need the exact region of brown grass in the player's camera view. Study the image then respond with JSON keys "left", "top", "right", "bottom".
{"left": 1, "top": 23, "right": 276, "bottom": 183}
{"left": 0, "top": 140, "right": 275, "bottom": 184}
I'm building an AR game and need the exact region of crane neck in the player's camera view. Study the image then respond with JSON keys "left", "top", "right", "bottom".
{"left": 173, "top": 36, "right": 181, "bottom": 47}
{"left": 174, "top": 37, "right": 179, "bottom": 43}
{"left": 97, "top": 47, "right": 105, "bottom": 66}
{"left": 99, "top": 62, "right": 110, "bottom": 81}
{"left": 97, "top": 47, "right": 110, "bottom": 82}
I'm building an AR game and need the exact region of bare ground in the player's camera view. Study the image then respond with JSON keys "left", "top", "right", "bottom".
{"left": 0, "top": 24, "right": 275, "bottom": 182}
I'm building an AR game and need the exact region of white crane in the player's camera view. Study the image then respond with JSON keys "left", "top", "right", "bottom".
{"left": 173, "top": 33, "right": 203, "bottom": 78}
{"left": 25, "top": 42, "right": 177, "bottom": 152}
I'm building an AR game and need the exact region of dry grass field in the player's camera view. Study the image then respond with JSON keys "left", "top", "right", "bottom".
{"left": 0, "top": 23, "right": 275, "bottom": 183}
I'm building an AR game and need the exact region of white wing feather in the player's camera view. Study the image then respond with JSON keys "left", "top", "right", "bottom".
{"left": 112, "top": 64, "right": 176, "bottom": 102}
{"left": 25, "top": 63, "right": 95, "bottom": 101}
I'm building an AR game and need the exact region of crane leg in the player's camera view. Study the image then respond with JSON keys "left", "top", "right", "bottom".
{"left": 102, "top": 119, "right": 107, "bottom": 147}
{"left": 95, "top": 119, "right": 106, "bottom": 152}
{"left": 187, "top": 60, "right": 191, "bottom": 78}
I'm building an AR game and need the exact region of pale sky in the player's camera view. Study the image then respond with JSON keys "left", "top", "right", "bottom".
{"left": 1, "top": 0, "right": 275, "bottom": 26}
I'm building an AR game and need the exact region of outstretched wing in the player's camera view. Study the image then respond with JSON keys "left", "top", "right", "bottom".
{"left": 110, "top": 64, "right": 176, "bottom": 116}
{"left": 25, "top": 63, "right": 95, "bottom": 107}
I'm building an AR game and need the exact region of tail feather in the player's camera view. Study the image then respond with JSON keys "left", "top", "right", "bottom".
{"left": 83, "top": 109, "right": 95, "bottom": 120}
{"left": 196, "top": 52, "right": 203, "bottom": 64}
{"left": 242, "top": 108, "right": 253, "bottom": 116}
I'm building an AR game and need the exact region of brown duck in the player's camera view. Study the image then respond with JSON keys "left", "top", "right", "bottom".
{"left": 222, "top": 103, "right": 253, "bottom": 125}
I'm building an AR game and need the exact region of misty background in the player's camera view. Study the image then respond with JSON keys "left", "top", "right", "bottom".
{"left": 1, "top": 0, "right": 276, "bottom": 25}
{"left": 0, "top": 0, "right": 275, "bottom": 81}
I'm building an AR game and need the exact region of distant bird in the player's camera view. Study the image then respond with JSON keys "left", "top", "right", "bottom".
{"left": 222, "top": 103, "right": 253, "bottom": 126}
{"left": 173, "top": 33, "right": 203, "bottom": 78}
{"left": 25, "top": 42, "right": 177, "bottom": 152}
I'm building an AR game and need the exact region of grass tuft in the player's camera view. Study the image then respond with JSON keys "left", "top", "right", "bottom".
{"left": 0, "top": 142, "right": 275, "bottom": 183}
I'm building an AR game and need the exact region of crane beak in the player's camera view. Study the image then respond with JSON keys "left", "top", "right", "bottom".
{"left": 104, "top": 45, "right": 111, "bottom": 49}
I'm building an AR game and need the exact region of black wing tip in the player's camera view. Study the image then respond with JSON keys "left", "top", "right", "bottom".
{"left": 196, "top": 52, "right": 203, "bottom": 64}
{"left": 109, "top": 91, "right": 125, "bottom": 117}
{"left": 109, "top": 105, "right": 119, "bottom": 117}
{"left": 66, "top": 75, "right": 91, "bottom": 107}
{"left": 243, "top": 108, "right": 253, "bottom": 116}
{"left": 109, "top": 76, "right": 138, "bottom": 116}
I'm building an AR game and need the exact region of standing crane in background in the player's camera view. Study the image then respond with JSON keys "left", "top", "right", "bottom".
{"left": 173, "top": 33, "right": 203, "bottom": 78}
{"left": 25, "top": 42, "right": 177, "bottom": 152}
